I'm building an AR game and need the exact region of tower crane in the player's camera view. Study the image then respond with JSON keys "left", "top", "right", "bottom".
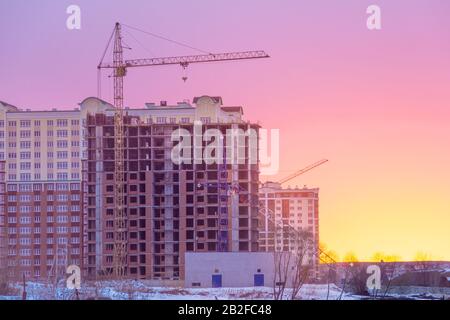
{"left": 97, "top": 22, "right": 269, "bottom": 278}
{"left": 277, "top": 159, "right": 328, "bottom": 185}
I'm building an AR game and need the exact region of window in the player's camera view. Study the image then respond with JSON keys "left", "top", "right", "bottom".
{"left": 71, "top": 162, "right": 79, "bottom": 168}
{"left": 71, "top": 173, "right": 79, "bottom": 179}
{"left": 200, "top": 117, "right": 211, "bottom": 124}
{"left": 20, "top": 130, "right": 31, "bottom": 138}
{"left": 56, "top": 183, "right": 68, "bottom": 191}
{"left": 20, "top": 120, "right": 31, "bottom": 128}
{"left": 57, "top": 162, "right": 68, "bottom": 169}
{"left": 19, "top": 184, "right": 32, "bottom": 191}
{"left": 57, "top": 173, "right": 68, "bottom": 180}
{"left": 20, "top": 162, "right": 31, "bottom": 170}
{"left": 20, "top": 173, "right": 31, "bottom": 181}
{"left": 56, "top": 130, "right": 68, "bottom": 137}
{"left": 57, "top": 119, "right": 68, "bottom": 127}
{"left": 55, "top": 194, "right": 68, "bottom": 202}
{"left": 20, "top": 141, "right": 31, "bottom": 149}
{"left": 156, "top": 117, "right": 167, "bottom": 124}
{"left": 71, "top": 194, "right": 80, "bottom": 201}
{"left": 57, "top": 151, "right": 68, "bottom": 159}
{"left": 57, "top": 140, "right": 68, "bottom": 148}
{"left": 70, "top": 183, "right": 80, "bottom": 190}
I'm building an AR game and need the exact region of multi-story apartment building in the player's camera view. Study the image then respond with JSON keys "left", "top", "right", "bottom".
{"left": 0, "top": 101, "right": 84, "bottom": 280}
{"left": 82, "top": 95, "right": 260, "bottom": 280}
{"left": 259, "top": 181, "right": 319, "bottom": 267}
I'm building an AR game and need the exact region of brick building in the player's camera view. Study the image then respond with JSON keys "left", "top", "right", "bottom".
{"left": 0, "top": 101, "right": 84, "bottom": 280}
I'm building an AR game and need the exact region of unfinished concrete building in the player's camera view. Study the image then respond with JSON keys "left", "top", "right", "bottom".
{"left": 84, "top": 96, "right": 260, "bottom": 280}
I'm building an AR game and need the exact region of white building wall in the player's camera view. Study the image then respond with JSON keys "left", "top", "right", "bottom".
{"left": 185, "top": 252, "right": 275, "bottom": 288}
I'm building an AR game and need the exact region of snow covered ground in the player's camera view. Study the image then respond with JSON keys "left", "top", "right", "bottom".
{"left": 1, "top": 280, "right": 448, "bottom": 300}
{"left": 1, "top": 281, "right": 357, "bottom": 300}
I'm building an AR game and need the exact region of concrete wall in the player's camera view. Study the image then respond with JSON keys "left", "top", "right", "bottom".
{"left": 185, "top": 252, "right": 275, "bottom": 288}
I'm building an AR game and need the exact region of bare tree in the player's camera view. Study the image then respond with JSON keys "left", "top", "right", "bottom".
{"left": 414, "top": 251, "right": 432, "bottom": 271}
{"left": 382, "top": 261, "right": 399, "bottom": 299}
{"left": 0, "top": 268, "right": 11, "bottom": 295}
{"left": 273, "top": 250, "right": 291, "bottom": 300}
{"left": 272, "top": 227, "right": 314, "bottom": 300}
{"left": 289, "top": 230, "right": 313, "bottom": 300}
{"left": 318, "top": 243, "right": 338, "bottom": 300}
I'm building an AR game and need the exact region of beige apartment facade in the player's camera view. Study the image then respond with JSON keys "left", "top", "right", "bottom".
{"left": 259, "top": 181, "right": 320, "bottom": 272}
{"left": 0, "top": 101, "right": 84, "bottom": 280}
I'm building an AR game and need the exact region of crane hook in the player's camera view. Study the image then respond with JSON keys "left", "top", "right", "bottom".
{"left": 181, "top": 62, "right": 189, "bottom": 82}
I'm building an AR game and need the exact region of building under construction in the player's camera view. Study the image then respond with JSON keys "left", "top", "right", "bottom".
{"left": 84, "top": 95, "right": 260, "bottom": 280}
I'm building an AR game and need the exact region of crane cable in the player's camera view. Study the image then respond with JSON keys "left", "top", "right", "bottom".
{"left": 97, "top": 26, "right": 116, "bottom": 99}
{"left": 121, "top": 23, "right": 212, "bottom": 55}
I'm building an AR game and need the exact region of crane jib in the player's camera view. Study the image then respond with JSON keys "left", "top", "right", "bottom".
{"left": 98, "top": 51, "right": 270, "bottom": 69}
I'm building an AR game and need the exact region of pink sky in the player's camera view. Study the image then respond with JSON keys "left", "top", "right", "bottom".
{"left": 1, "top": 0, "right": 450, "bottom": 261}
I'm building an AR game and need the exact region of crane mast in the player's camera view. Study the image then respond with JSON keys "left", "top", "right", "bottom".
{"left": 112, "top": 22, "right": 127, "bottom": 278}
{"left": 98, "top": 22, "right": 269, "bottom": 278}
